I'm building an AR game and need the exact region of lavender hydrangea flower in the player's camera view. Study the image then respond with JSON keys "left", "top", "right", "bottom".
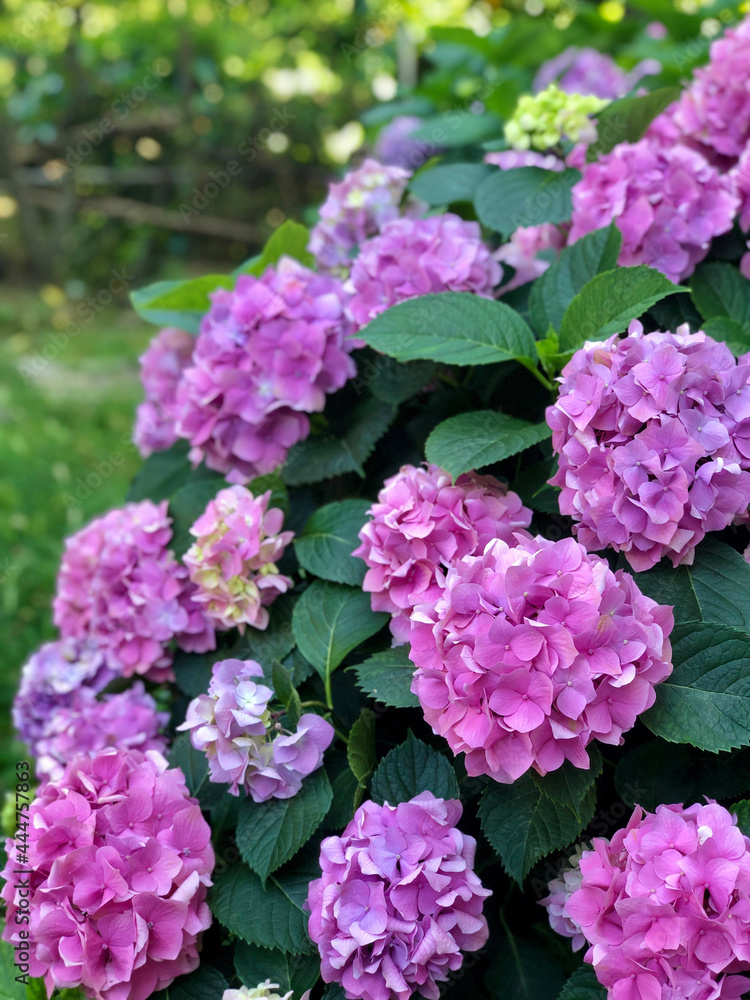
{"left": 178, "top": 658, "right": 334, "bottom": 800}
{"left": 309, "top": 158, "right": 411, "bottom": 270}
{"left": 347, "top": 214, "right": 501, "bottom": 328}
{"left": 174, "top": 257, "right": 357, "bottom": 484}
{"left": 374, "top": 115, "right": 443, "bottom": 171}
{"left": 307, "top": 792, "right": 491, "bottom": 1000}
{"left": 534, "top": 46, "right": 659, "bottom": 100}
{"left": 133, "top": 327, "right": 194, "bottom": 458}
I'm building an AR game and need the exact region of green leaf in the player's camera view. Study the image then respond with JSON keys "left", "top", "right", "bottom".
{"left": 635, "top": 539, "right": 750, "bottom": 630}
{"left": 0, "top": 941, "right": 26, "bottom": 1000}
{"left": 168, "top": 475, "right": 225, "bottom": 557}
{"left": 209, "top": 861, "right": 314, "bottom": 954}
{"left": 732, "top": 800, "right": 750, "bottom": 836}
{"left": 425, "top": 411, "right": 551, "bottom": 478}
{"left": 241, "top": 220, "right": 314, "bottom": 275}
{"left": 326, "top": 752, "right": 360, "bottom": 829}
{"left": 486, "top": 938, "right": 565, "bottom": 1000}
{"left": 292, "top": 581, "right": 388, "bottom": 685}
{"left": 172, "top": 649, "right": 215, "bottom": 698}
{"left": 409, "top": 162, "right": 494, "bottom": 205}
{"left": 532, "top": 746, "right": 602, "bottom": 821}
{"left": 359, "top": 293, "right": 537, "bottom": 367}
{"left": 167, "top": 734, "right": 223, "bottom": 810}
{"left": 512, "top": 460, "right": 561, "bottom": 516}
{"left": 368, "top": 357, "right": 436, "bottom": 405}
{"left": 156, "top": 966, "right": 228, "bottom": 1000}
{"left": 557, "top": 965, "right": 606, "bottom": 1000}
{"left": 232, "top": 591, "right": 296, "bottom": 667}
{"left": 703, "top": 316, "right": 750, "bottom": 355}
{"left": 371, "top": 732, "right": 460, "bottom": 805}
{"left": 127, "top": 440, "right": 192, "bottom": 503}
{"left": 282, "top": 397, "right": 395, "bottom": 486}
{"left": 587, "top": 86, "right": 681, "bottom": 161}
{"left": 130, "top": 275, "right": 233, "bottom": 334}
{"left": 412, "top": 112, "right": 503, "bottom": 148}
{"left": 643, "top": 623, "right": 750, "bottom": 752}
{"left": 352, "top": 646, "right": 420, "bottom": 709}
{"left": 474, "top": 167, "right": 581, "bottom": 238}
{"left": 559, "top": 266, "right": 686, "bottom": 352}
{"left": 479, "top": 773, "right": 597, "bottom": 883}
{"left": 294, "top": 499, "right": 371, "bottom": 586}
{"left": 24, "top": 981, "right": 45, "bottom": 1000}
{"left": 529, "top": 225, "right": 622, "bottom": 336}
{"left": 691, "top": 261, "right": 750, "bottom": 330}
{"left": 272, "top": 660, "right": 302, "bottom": 727}
{"left": 348, "top": 708, "right": 377, "bottom": 788}
{"left": 236, "top": 769, "right": 332, "bottom": 883}
{"left": 245, "top": 471, "right": 289, "bottom": 516}
{"left": 234, "top": 942, "right": 320, "bottom": 998}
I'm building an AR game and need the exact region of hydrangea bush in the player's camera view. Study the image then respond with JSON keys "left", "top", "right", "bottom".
{"left": 7, "top": 10, "right": 750, "bottom": 1000}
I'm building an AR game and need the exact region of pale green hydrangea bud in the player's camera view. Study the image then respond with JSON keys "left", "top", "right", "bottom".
{"left": 222, "top": 983, "right": 311, "bottom": 1000}
{"left": 504, "top": 84, "right": 609, "bottom": 151}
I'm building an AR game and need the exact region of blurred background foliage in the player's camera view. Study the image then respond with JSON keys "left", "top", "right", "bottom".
{"left": 0, "top": 0, "right": 743, "bottom": 790}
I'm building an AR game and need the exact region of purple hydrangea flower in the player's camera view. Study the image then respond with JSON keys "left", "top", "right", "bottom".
{"left": 347, "top": 214, "right": 502, "bottom": 329}
{"left": 174, "top": 257, "right": 357, "bottom": 484}
{"left": 374, "top": 115, "right": 443, "bottom": 171}
{"left": 569, "top": 138, "right": 738, "bottom": 283}
{"left": 534, "top": 46, "right": 659, "bottom": 100}
{"left": 307, "top": 791, "right": 491, "bottom": 1000}
{"left": 178, "top": 658, "right": 334, "bottom": 800}
{"left": 309, "top": 158, "right": 411, "bottom": 270}
{"left": 133, "top": 327, "right": 195, "bottom": 458}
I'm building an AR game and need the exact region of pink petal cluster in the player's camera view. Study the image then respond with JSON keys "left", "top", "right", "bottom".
{"left": 309, "top": 158, "right": 411, "bottom": 269}
{"left": 346, "top": 214, "right": 502, "bottom": 328}
{"left": 352, "top": 463, "right": 532, "bottom": 643}
{"left": 534, "top": 46, "right": 659, "bottom": 100}
{"left": 544, "top": 801, "right": 750, "bottom": 1000}
{"left": 408, "top": 534, "right": 673, "bottom": 783}
{"left": 1, "top": 747, "right": 214, "bottom": 1000}
{"left": 53, "top": 501, "right": 215, "bottom": 683}
{"left": 496, "top": 223, "right": 568, "bottom": 293}
{"left": 178, "top": 658, "right": 334, "bottom": 800}
{"left": 671, "top": 17, "right": 750, "bottom": 164}
{"left": 374, "top": 116, "right": 442, "bottom": 171}
{"left": 13, "top": 638, "right": 115, "bottom": 746}
{"left": 183, "top": 485, "right": 294, "bottom": 632}
{"left": 33, "top": 683, "right": 169, "bottom": 783}
{"left": 484, "top": 150, "right": 565, "bottom": 172}
{"left": 569, "top": 138, "right": 738, "bottom": 283}
{"left": 540, "top": 845, "right": 586, "bottom": 952}
{"left": 174, "top": 257, "right": 357, "bottom": 484}
{"left": 133, "top": 327, "right": 194, "bottom": 458}
{"left": 306, "top": 791, "right": 491, "bottom": 1000}
{"left": 547, "top": 322, "right": 750, "bottom": 571}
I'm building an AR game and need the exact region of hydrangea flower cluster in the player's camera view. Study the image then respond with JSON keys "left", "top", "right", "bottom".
{"left": 13, "top": 637, "right": 114, "bottom": 747}
{"left": 533, "top": 46, "right": 659, "bottom": 100}
{"left": 495, "top": 222, "right": 567, "bottom": 293}
{"left": 346, "top": 214, "right": 501, "bottom": 328}
{"left": 485, "top": 149, "right": 565, "bottom": 172}
{"left": 353, "top": 463, "right": 532, "bottom": 642}
{"left": 670, "top": 17, "right": 750, "bottom": 164}
{"left": 0, "top": 748, "right": 214, "bottom": 1000}
{"left": 504, "top": 85, "right": 609, "bottom": 151}
{"left": 183, "top": 485, "right": 294, "bottom": 632}
{"left": 33, "top": 683, "right": 169, "bottom": 783}
{"left": 544, "top": 802, "right": 750, "bottom": 1000}
{"left": 307, "top": 791, "right": 491, "bottom": 1000}
{"left": 409, "top": 534, "right": 673, "bottom": 783}
{"left": 569, "top": 138, "right": 738, "bottom": 283}
{"left": 53, "top": 500, "right": 214, "bottom": 683}
{"left": 309, "top": 158, "right": 411, "bottom": 269}
{"left": 174, "top": 257, "right": 357, "bottom": 483}
{"left": 374, "top": 115, "right": 442, "bottom": 170}
{"left": 547, "top": 322, "right": 750, "bottom": 571}
{"left": 133, "top": 327, "right": 195, "bottom": 458}
{"left": 178, "top": 658, "right": 334, "bottom": 800}
{"left": 540, "top": 845, "right": 586, "bottom": 952}
{"left": 223, "top": 985, "right": 310, "bottom": 1000}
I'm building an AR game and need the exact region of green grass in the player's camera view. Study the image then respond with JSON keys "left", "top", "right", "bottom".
{"left": 0, "top": 285, "right": 153, "bottom": 794}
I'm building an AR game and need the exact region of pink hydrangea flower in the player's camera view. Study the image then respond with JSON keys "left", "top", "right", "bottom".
{"left": 183, "top": 485, "right": 294, "bottom": 632}
{"left": 53, "top": 501, "right": 215, "bottom": 683}
{"left": 178, "top": 658, "right": 334, "bottom": 800}
{"left": 534, "top": 46, "right": 659, "bottom": 100}
{"left": 547, "top": 322, "right": 750, "bottom": 570}
{"left": 540, "top": 846, "right": 587, "bottom": 952}
{"left": 484, "top": 150, "right": 565, "bottom": 172}
{"left": 13, "top": 638, "right": 115, "bottom": 746}
{"left": 307, "top": 791, "right": 491, "bottom": 1000}
{"left": 671, "top": 17, "right": 750, "bottom": 163}
{"left": 409, "top": 534, "right": 673, "bottom": 783}
{"left": 496, "top": 223, "right": 568, "bottom": 293}
{"left": 544, "top": 801, "right": 750, "bottom": 1000}
{"left": 133, "top": 327, "right": 194, "bottom": 458}
{"left": 1, "top": 747, "right": 214, "bottom": 1000}
{"left": 346, "top": 214, "right": 502, "bottom": 328}
{"left": 174, "top": 257, "right": 357, "bottom": 484}
{"left": 732, "top": 145, "right": 750, "bottom": 232}
{"left": 33, "top": 683, "right": 169, "bottom": 783}
{"left": 309, "top": 158, "right": 411, "bottom": 269}
{"left": 569, "top": 138, "right": 738, "bottom": 283}
{"left": 353, "top": 463, "right": 532, "bottom": 642}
